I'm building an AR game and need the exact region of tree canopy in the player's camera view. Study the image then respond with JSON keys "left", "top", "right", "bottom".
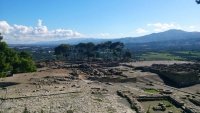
{"left": 0, "top": 33, "right": 3, "bottom": 42}
{"left": 197, "top": 0, "right": 200, "bottom": 4}
{"left": 0, "top": 33, "right": 37, "bottom": 78}
{"left": 54, "top": 44, "right": 71, "bottom": 59}
{"left": 54, "top": 41, "right": 132, "bottom": 61}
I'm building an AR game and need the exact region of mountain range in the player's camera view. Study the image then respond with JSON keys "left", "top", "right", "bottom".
{"left": 35, "top": 29, "right": 200, "bottom": 45}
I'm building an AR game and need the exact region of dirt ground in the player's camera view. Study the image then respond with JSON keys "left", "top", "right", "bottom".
{"left": 0, "top": 60, "right": 199, "bottom": 113}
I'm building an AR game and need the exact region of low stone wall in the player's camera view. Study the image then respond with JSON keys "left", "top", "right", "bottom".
{"left": 188, "top": 98, "right": 200, "bottom": 106}
{"left": 121, "top": 64, "right": 134, "bottom": 68}
{"left": 137, "top": 96, "right": 168, "bottom": 101}
{"left": 117, "top": 90, "right": 145, "bottom": 113}
{"left": 148, "top": 68, "right": 199, "bottom": 87}
{"left": 185, "top": 106, "right": 199, "bottom": 113}
{"left": 117, "top": 90, "right": 188, "bottom": 113}
{"left": 168, "top": 96, "right": 184, "bottom": 106}
{"left": 89, "top": 76, "right": 137, "bottom": 83}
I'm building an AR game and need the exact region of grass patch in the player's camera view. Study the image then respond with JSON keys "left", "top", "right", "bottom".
{"left": 116, "top": 75, "right": 126, "bottom": 79}
{"left": 140, "top": 100, "right": 183, "bottom": 113}
{"left": 40, "top": 109, "right": 44, "bottom": 113}
{"left": 97, "top": 92, "right": 102, "bottom": 95}
{"left": 174, "top": 51, "right": 200, "bottom": 55}
{"left": 173, "top": 51, "right": 200, "bottom": 60}
{"left": 107, "top": 108, "right": 115, "bottom": 113}
{"left": 69, "top": 93, "right": 77, "bottom": 98}
{"left": 135, "top": 52, "right": 183, "bottom": 60}
{"left": 94, "top": 98, "right": 103, "bottom": 102}
{"left": 144, "top": 89, "right": 158, "bottom": 93}
{"left": 129, "top": 71, "right": 134, "bottom": 73}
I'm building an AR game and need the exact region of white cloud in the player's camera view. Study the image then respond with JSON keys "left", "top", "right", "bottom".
{"left": 147, "top": 24, "right": 152, "bottom": 26}
{"left": 135, "top": 28, "right": 149, "bottom": 33}
{"left": 100, "top": 33, "right": 109, "bottom": 36}
{"left": 37, "top": 19, "right": 42, "bottom": 27}
{"left": 13, "top": 24, "right": 33, "bottom": 34}
{"left": 0, "top": 19, "right": 85, "bottom": 43}
{"left": 189, "top": 26, "right": 196, "bottom": 31}
{"left": 147, "top": 23, "right": 182, "bottom": 31}
{"left": 154, "top": 29, "right": 162, "bottom": 32}
{"left": 0, "top": 21, "right": 13, "bottom": 34}
{"left": 189, "top": 26, "right": 195, "bottom": 29}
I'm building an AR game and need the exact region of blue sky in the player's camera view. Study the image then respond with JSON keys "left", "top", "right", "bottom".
{"left": 0, "top": 0, "right": 200, "bottom": 44}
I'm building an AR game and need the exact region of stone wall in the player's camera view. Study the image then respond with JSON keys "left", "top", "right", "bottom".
{"left": 156, "top": 70, "right": 199, "bottom": 87}
{"left": 142, "top": 63, "right": 200, "bottom": 87}
{"left": 185, "top": 107, "right": 199, "bottom": 113}
{"left": 137, "top": 96, "right": 168, "bottom": 101}
{"left": 117, "top": 90, "right": 145, "bottom": 113}
{"left": 117, "top": 90, "right": 199, "bottom": 113}
{"left": 189, "top": 98, "right": 200, "bottom": 106}
{"left": 168, "top": 96, "right": 184, "bottom": 106}
{"left": 89, "top": 76, "right": 137, "bottom": 83}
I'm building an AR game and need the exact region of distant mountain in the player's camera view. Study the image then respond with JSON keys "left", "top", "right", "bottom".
{"left": 34, "top": 29, "right": 200, "bottom": 45}
{"left": 113, "top": 29, "right": 200, "bottom": 43}
{"left": 35, "top": 38, "right": 109, "bottom": 45}
{"left": 125, "top": 37, "right": 200, "bottom": 51}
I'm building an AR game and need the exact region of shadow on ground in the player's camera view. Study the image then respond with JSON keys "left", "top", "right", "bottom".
{"left": 0, "top": 82, "right": 19, "bottom": 88}
{"left": 156, "top": 74, "right": 195, "bottom": 88}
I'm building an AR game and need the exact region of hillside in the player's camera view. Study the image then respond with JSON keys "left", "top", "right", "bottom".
{"left": 33, "top": 29, "right": 200, "bottom": 45}
{"left": 114, "top": 29, "right": 200, "bottom": 43}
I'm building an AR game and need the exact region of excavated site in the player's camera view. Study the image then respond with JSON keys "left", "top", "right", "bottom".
{"left": 0, "top": 60, "right": 200, "bottom": 113}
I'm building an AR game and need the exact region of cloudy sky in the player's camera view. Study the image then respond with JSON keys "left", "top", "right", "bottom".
{"left": 0, "top": 0, "right": 200, "bottom": 44}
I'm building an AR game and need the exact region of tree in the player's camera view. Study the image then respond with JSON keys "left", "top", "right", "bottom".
{"left": 84, "top": 42, "right": 95, "bottom": 60}
{"left": 19, "top": 51, "right": 33, "bottom": 60}
{"left": 54, "top": 41, "right": 128, "bottom": 61}
{"left": 14, "top": 58, "right": 37, "bottom": 73}
{"left": 74, "top": 42, "right": 95, "bottom": 60}
{"left": 0, "top": 42, "right": 14, "bottom": 76}
{"left": 0, "top": 34, "right": 37, "bottom": 77}
{"left": 197, "top": 0, "right": 200, "bottom": 4}
{"left": 54, "top": 44, "right": 71, "bottom": 59}
{"left": 0, "top": 33, "right": 3, "bottom": 42}
{"left": 0, "top": 41, "right": 8, "bottom": 50}
{"left": 101, "top": 41, "right": 112, "bottom": 60}
{"left": 93, "top": 43, "right": 104, "bottom": 59}
{"left": 110, "top": 41, "right": 124, "bottom": 59}
{"left": 124, "top": 50, "right": 132, "bottom": 60}
{"left": 113, "top": 50, "right": 119, "bottom": 57}
{"left": 12, "top": 51, "right": 37, "bottom": 73}
{"left": 70, "top": 45, "right": 78, "bottom": 60}
{"left": 75, "top": 43, "right": 86, "bottom": 59}
{"left": 0, "top": 52, "right": 10, "bottom": 78}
